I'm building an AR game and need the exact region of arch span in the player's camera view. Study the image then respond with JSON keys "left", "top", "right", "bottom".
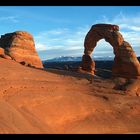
{"left": 81, "top": 24, "right": 140, "bottom": 79}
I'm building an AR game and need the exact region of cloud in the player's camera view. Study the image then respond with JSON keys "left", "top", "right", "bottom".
{"left": 0, "top": 16, "right": 19, "bottom": 23}
{"left": 35, "top": 43, "right": 47, "bottom": 51}
{"left": 96, "top": 12, "right": 140, "bottom": 56}
{"left": 47, "top": 28, "right": 69, "bottom": 35}
{"left": 47, "top": 45, "right": 65, "bottom": 50}
{"left": 113, "top": 12, "right": 140, "bottom": 25}
{"left": 120, "top": 24, "right": 140, "bottom": 31}
{"left": 36, "top": 12, "right": 140, "bottom": 60}
{"left": 34, "top": 26, "right": 89, "bottom": 59}
{"left": 98, "top": 12, "right": 140, "bottom": 32}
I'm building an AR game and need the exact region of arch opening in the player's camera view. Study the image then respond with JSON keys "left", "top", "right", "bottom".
{"left": 92, "top": 39, "right": 114, "bottom": 60}
{"left": 92, "top": 39, "right": 115, "bottom": 78}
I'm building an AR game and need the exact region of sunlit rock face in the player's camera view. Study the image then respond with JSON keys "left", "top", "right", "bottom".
{"left": 81, "top": 23, "right": 140, "bottom": 79}
{"left": 0, "top": 31, "right": 43, "bottom": 68}
{"left": 0, "top": 47, "right": 5, "bottom": 58}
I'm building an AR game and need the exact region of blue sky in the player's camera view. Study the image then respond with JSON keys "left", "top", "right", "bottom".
{"left": 0, "top": 6, "right": 140, "bottom": 60}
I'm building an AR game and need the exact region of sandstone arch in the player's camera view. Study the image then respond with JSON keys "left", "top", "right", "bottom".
{"left": 81, "top": 24, "right": 140, "bottom": 79}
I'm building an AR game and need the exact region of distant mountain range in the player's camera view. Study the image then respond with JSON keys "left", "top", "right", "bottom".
{"left": 42, "top": 56, "right": 114, "bottom": 63}
{"left": 43, "top": 56, "right": 140, "bottom": 73}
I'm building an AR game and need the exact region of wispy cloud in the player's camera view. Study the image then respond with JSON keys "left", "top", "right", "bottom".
{"left": 34, "top": 26, "right": 89, "bottom": 59}
{"left": 35, "top": 12, "right": 140, "bottom": 60}
{"left": 0, "top": 16, "right": 19, "bottom": 23}
{"left": 96, "top": 12, "right": 140, "bottom": 31}
{"left": 120, "top": 24, "right": 140, "bottom": 32}
{"left": 35, "top": 43, "right": 47, "bottom": 51}
{"left": 96, "top": 12, "right": 140, "bottom": 56}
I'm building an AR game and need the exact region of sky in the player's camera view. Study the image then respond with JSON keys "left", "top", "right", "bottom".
{"left": 0, "top": 6, "right": 140, "bottom": 60}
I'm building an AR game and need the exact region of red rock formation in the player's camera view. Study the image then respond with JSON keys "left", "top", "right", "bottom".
{"left": 0, "top": 47, "right": 12, "bottom": 59}
{"left": 0, "top": 31, "right": 43, "bottom": 68}
{"left": 81, "top": 24, "right": 140, "bottom": 79}
{"left": 81, "top": 54, "right": 95, "bottom": 75}
{"left": 0, "top": 47, "right": 5, "bottom": 58}
{"left": 112, "top": 41, "right": 140, "bottom": 79}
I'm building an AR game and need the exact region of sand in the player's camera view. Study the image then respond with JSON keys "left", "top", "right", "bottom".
{"left": 0, "top": 58, "right": 140, "bottom": 134}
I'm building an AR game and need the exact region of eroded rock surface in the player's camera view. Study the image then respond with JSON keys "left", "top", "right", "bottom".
{"left": 0, "top": 31, "right": 43, "bottom": 68}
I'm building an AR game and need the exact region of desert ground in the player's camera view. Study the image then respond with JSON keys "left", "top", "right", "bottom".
{"left": 0, "top": 58, "right": 140, "bottom": 134}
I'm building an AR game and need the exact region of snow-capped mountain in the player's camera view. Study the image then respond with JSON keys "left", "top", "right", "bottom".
{"left": 42, "top": 56, "right": 114, "bottom": 63}
{"left": 43, "top": 56, "right": 82, "bottom": 63}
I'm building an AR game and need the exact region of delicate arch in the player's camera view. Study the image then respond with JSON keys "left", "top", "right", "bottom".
{"left": 81, "top": 24, "right": 140, "bottom": 79}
